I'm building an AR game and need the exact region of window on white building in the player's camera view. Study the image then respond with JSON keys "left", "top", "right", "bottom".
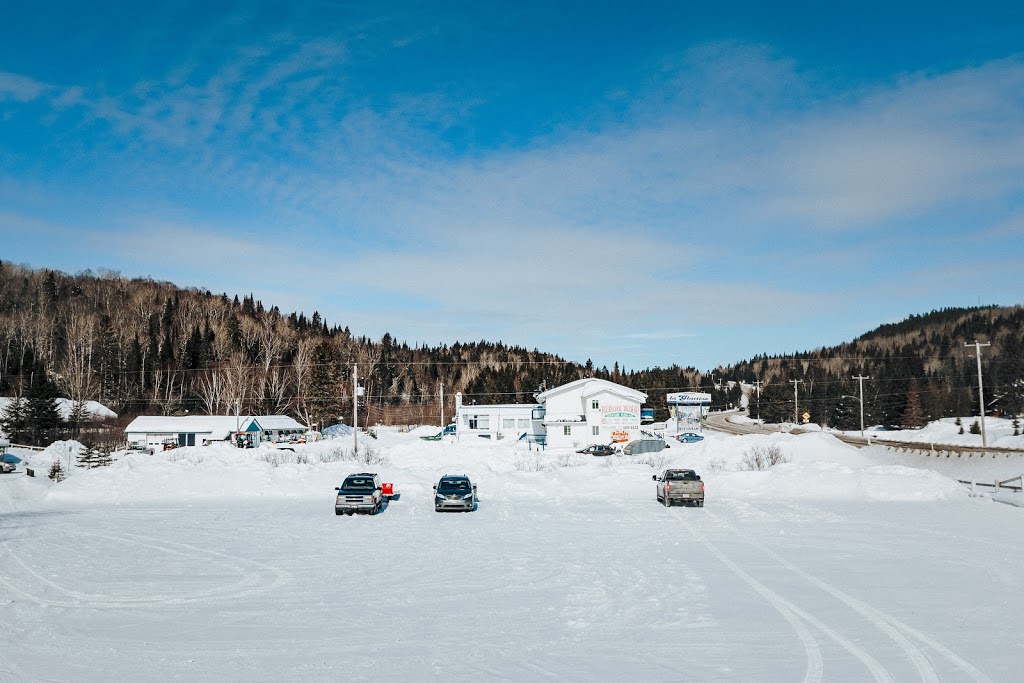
{"left": 563, "top": 426, "right": 572, "bottom": 436}
{"left": 592, "top": 426, "right": 600, "bottom": 436}
{"left": 502, "top": 418, "right": 515, "bottom": 429}
{"left": 468, "top": 415, "right": 489, "bottom": 430}
{"left": 517, "top": 418, "right": 529, "bottom": 428}
{"left": 591, "top": 400, "right": 599, "bottom": 410}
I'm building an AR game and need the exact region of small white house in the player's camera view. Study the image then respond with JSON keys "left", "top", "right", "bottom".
{"left": 124, "top": 414, "right": 308, "bottom": 451}
{"left": 536, "top": 378, "right": 647, "bottom": 449}
{"left": 454, "top": 394, "right": 536, "bottom": 441}
{"left": 251, "top": 415, "right": 309, "bottom": 443}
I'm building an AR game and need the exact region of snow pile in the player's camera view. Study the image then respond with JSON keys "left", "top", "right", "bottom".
{"left": 321, "top": 423, "right": 353, "bottom": 438}
{"left": 5, "top": 425, "right": 973, "bottom": 509}
{"left": 862, "top": 417, "right": 1024, "bottom": 449}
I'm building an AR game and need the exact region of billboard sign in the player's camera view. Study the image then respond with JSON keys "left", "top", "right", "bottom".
{"left": 666, "top": 392, "right": 712, "bottom": 405}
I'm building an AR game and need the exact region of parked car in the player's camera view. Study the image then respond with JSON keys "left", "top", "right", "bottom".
{"left": 0, "top": 461, "right": 14, "bottom": 474}
{"left": 576, "top": 444, "right": 617, "bottom": 456}
{"left": 335, "top": 472, "right": 385, "bottom": 515}
{"left": 675, "top": 432, "right": 705, "bottom": 443}
{"left": 443, "top": 424, "right": 457, "bottom": 436}
{"left": 433, "top": 475, "right": 477, "bottom": 512}
{"left": 653, "top": 469, "right": 705, "bottom": 507}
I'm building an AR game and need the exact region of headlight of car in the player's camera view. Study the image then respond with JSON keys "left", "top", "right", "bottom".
{"left": 462, "top": 493, "right": 474, "bottom": 499}
{"left": 435, "top": 493, "right": 445, "bottom": 499}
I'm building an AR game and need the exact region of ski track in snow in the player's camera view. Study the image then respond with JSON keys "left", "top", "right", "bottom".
{"left": 704, "top": 503, "right": 992, "bottom": 683}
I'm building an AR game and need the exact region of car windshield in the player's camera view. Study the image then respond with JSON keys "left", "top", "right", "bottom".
{"left": 438, "top": 479, "right": 470, "bottom": 492}
{"left": 666, "top": 470, "right": 697, "bottom": 481}
{"left": 342, "top": 477, "right": 375, "bottom": 490}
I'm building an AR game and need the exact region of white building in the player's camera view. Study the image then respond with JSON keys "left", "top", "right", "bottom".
{"left": 124, "top": 415, "right": 307, "bottom": 451}
{"left": 454, "top": 394, "right": 536, "bottom": 441}
{"left": 536, "top": 378, "right": 647, "bottom": 449}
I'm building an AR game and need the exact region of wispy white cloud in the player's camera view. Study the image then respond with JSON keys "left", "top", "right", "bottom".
{"left": 3, "top": 37, "right": 1024, "bottom": 367}
{"left": 0, "top": 72, "right": 50, "bottom": 101}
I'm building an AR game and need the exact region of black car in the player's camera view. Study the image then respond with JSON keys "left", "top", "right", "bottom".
{"left": 434, "top": 475, "right": 477, "bottom": 512}
{"left": 576, "top": 444, "right": 617, "bottom": 456}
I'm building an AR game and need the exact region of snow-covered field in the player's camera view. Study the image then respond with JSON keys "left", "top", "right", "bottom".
{"left": 2, "top": 429, "right": 1024, "bottom": 680}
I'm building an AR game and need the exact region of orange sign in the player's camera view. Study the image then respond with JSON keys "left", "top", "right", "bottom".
{"left": 611, "top": 430, "right": 629, "bottom": 443}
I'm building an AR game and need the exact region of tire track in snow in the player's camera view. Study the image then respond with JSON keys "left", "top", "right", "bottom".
{"left": 0, "top": 525, "right": 290, "bottom": 609}
{"left": 676, "top": 515, "right": 826, "bottom": 683}
{"left": 706, "top": 507, "right": 991, "bottom": 683}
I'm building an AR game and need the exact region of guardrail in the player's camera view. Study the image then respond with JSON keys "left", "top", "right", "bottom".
{"left": 7, "top": 443, "right": 46, "bottom": 452}
{"left": 959, "top": 475, "right": 1024, "bottom": 493}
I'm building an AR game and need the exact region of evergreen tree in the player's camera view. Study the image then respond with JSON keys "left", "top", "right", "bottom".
{"left": 26, "top": 366, "right": 64, "bottom": 447}
{"left": 94, "top": 444, "right": 114, "bottom": 468}
{"left": 969, "top": 420, "right": 981, "bottom": 435}
{"left": 305, "top": 338, "right": 345, "bottom": 429}
{"left": 77, "top": 443, "right": 100, "bottom": 469}
{"left": 48, "top": 458, "right": 66, "bottom": 482}
{"left": 0, "top": 394, "right": 30, "bottom": 443}
{"left": 899, "top": 379, "right": 926, "bottom": 428}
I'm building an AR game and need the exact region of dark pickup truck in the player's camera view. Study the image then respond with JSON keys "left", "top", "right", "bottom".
{"left": 335, "top": 472, "right": 385, "bottom": 515}
{"left": 653, "top": 469, "right": 704, "bottom": 507}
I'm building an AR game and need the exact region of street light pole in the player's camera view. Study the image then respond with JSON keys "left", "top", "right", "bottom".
{"left": 965, "top": 341, "right": 991, "bottom": 448}
{"left": 852, "top": 374, "right": 870, "bottom": 438}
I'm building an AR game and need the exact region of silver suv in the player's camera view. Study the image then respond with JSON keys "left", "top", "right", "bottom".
{"left": 335, "top": 473, "right": 384, "bottom": 515}
{"left": 433, "top": 475, "right": 477, "bottom": 512}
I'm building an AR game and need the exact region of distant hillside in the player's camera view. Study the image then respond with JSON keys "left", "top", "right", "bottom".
{"left": 0, "top": 261, "right": 703, "bottom": 445}
{"left": 2, "top": 261, "right": 1017, "bottom": 444}
{"left": 720, "top": 306, "right": 1024, "bottom": 428}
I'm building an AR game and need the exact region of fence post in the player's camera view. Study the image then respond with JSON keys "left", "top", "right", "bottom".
{"left": 995, "top": 479, "right": 1000, "bottom": 493}
{"left": 971, "top": 480, "right": 976, "bottom": 495}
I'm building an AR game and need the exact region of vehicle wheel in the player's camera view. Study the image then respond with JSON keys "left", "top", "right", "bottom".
{"left": 335, "top": 509, "right": 342, "bottom": 515}
{"left": 663, "top": 496, "right": 671, "bottom": 508}
{"left": 698, "top": 500, "right": 704, "bottom": 507}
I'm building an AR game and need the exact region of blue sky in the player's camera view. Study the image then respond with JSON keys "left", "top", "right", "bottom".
{"left": 2, "top": 1, "right": 1023, "bottom": 371}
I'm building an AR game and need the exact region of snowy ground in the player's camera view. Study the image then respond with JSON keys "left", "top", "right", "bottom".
{"left": 2, "top": 429, "right": 1024, "bottom": 681}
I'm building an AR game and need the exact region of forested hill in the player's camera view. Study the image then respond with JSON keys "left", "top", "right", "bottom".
{"left": 719, "top": 306, "right": 1024, "bottom": 429}
{"left": 0, "top": 262, "right": 703, "bottom": 438}
{"left": 3, "top": 262, "right": 1017, "bottom": 441}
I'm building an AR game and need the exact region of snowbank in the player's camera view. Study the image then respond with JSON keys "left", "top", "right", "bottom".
{"left": 0, "top": 426, "right": 969, "bottom": 510}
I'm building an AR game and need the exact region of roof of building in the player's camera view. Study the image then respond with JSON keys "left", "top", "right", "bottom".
{"left": 251, "top": 415, "right": 308, "bottom": 431}
{"left": 124, "top": 415, "right": 248, "bottom": 436}
{"left": 124, "top": 415, "right": 306, "bottom": 438}
{"left": 536, "top": 378, "right": 647, "bottom": 404}
{"left": 456, "top": 403, "right": 537, "bottom": 412}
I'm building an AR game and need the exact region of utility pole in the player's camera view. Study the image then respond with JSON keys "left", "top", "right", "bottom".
{"left": 352, "top": 364, "right": 358, "bottom": 454}
{"left": 789, "top": 379, "right": 803, "bottom": 426}
{"left": 440, "top": 383, "right": 444, "bottom": 431}
{"left": 966, "top": 341, "right": 991, "bottom": 448}
{"left": 752, "top": 380, "right": 762, "bottom": 422}
{"left": 852, "top": 374, "right": 870, "bottom": 438}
